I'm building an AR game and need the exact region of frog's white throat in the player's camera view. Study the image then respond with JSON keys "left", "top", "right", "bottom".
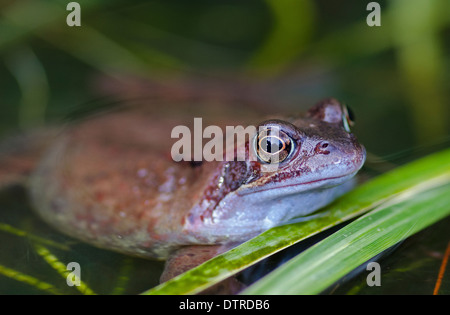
{"left": 188, "top": 174, "right": 357, "bottom": 243}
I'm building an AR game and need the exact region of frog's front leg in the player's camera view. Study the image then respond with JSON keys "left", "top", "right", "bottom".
{"left": 160, "top": 245, "right": 244, "bottom": 294}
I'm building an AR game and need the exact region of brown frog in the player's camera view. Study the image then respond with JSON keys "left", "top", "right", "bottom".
{"left": 0, "top": 98, "right": 366, "bottom": 286}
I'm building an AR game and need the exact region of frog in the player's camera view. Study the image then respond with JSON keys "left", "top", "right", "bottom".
{"left": 0, "top": 97, "right": 366, "bottom": 287}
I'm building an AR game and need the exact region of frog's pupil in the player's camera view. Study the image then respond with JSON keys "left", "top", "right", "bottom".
{"left": 263, "top": 137, "right": 283, "bottom": 153}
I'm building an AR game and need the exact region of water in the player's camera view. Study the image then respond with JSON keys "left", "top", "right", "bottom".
{"left": 0, "top": 185, "right": 163, "bottom": 295}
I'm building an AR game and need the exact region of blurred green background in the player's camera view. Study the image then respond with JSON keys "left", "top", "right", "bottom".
{"left": 1, "top": 0, "right": 449, "bottom": 156}
{"left": 0, "top": 0, "right": 449, "bottom": 294}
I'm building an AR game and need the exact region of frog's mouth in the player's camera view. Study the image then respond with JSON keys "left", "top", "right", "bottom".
{"left": 237, "top": 171, "right": 359, "bottom": 196}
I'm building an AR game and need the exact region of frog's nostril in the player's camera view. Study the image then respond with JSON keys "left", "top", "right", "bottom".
{"left": 315, "top": 142, "right": 331, "bottom": 155}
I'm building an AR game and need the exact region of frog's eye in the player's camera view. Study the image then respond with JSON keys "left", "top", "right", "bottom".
{"left": 255, "top": 128, "right": 293, "bottom": 164}
{"left": 342, "top": 105, "right": 355, "bottom": 133}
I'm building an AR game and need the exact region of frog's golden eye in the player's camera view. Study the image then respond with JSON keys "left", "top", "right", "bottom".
{"left": 255, "top": 128, "right": 293, "bottom": 164}
{"left": 342, "top": 105, "right": 355, "bottom": 133}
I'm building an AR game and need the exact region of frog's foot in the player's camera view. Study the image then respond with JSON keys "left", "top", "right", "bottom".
{"left": 160, "top": 245, "right": 245, "bottom": 294}
{"left": 0, "top": 129, "right": 58, "bottom": 189}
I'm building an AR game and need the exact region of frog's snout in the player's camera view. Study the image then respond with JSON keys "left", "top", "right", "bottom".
{"left": 356, "top": 144, "right": 367, "bottom": 170}
{"left": 344, "top": 139, "right": 366, "bottom": 176}
{"left": 326, "top": 134, "right": 366, "bottom": 177}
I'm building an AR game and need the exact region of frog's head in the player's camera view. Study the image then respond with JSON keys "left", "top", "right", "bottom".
{"left": 246, "top": 98, "right": 365, "bottom": 193}
{"left": 186, "top": 99, "right": 366, "bottom": 242}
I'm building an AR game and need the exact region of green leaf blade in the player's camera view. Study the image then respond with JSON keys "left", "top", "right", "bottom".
{"left": 243, "top": 183, "right": 450, "bottom": 294}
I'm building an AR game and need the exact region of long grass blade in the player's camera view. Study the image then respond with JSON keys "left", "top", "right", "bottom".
{"left": 0, "top": 222, "right": 70, "bottom": 251}
{"left": 243, "top": 182, "right": 450, "bottom": 294}
{"left": 0, "top": 263, "right": 62, "bottom": 295}
{"left": 33, "top": 244, "right": 96, "bottom": 295}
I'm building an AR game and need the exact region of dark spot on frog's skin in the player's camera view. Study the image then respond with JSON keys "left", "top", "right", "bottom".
{"left": 243, "top": 161, "right": 261, "bottom": 184}
{"left": 267, "top": 168, "right": 305, "bottom": 184}
{"left": 190, "top": 161, "right": 203, "bottom": 168}
{"left": 193, "top": 161, "right": 252, "bottom": 223}
{"left": 223, "top": 161, "right": 249, "bottom": 191}
{"left": 175, "top": 160, "right": 203, "bottom": 168}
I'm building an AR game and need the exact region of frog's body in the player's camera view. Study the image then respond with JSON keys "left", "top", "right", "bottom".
{"left": 1, "top": 98, "right": 366, "bottom": 284}
{"left": 27, "top": 98, "right": 365, "bottom": 258}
